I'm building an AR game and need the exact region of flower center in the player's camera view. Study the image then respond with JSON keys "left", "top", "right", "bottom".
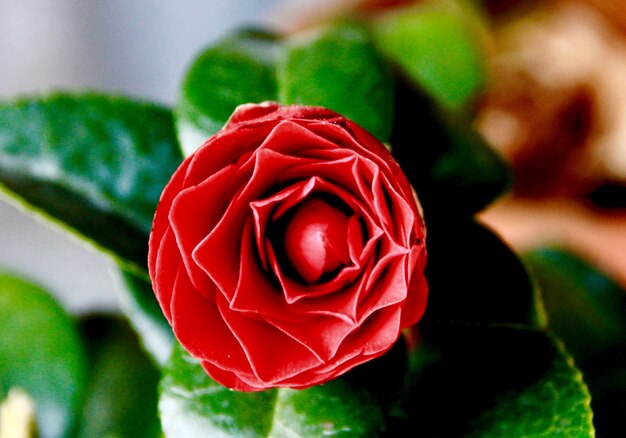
{"left": 283, "top": 197, "right": 352, "bottom": 283}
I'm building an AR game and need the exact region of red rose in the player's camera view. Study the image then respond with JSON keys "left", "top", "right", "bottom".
{"left": 148, "top": 102, "right": 427, "bottom": 391}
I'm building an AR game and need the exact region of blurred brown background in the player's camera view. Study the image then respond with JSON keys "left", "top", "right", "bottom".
{"left": 274, "top": 0, "right": 626, "bottom": 290}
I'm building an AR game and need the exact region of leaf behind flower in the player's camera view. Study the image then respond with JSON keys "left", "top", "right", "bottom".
{"left": 176, "top": 29, "right": 280, "bottom": 156}
{"left": 176, "top": 24, "right": 395, "bottom": 157}
{"left": 398, "top": 322, "right": 594, "bottom": 437}
{"left": 159, "top": 343, "right": 387, "bottom": 438}
{"left": 0, "top": 271, "right": 87, "bottom": 438}
{"left": 76, "top": 315, "right": 162, "bottom": 438}
{"left": 111, "top": 265, "right": 174, "bottom": 367}
{"left": 370, "top": 0, "right": 487, "bottom": 112}
{"left": 523, "top": 248, "right": 626, "bottom": 436}
{"left": 0, "top": 93, "right": 183, "bottom": 274}
{"left": 278, "top": 22, "right": 394, "bottom": 143}
{"left": 424, "top": 219, "right": 546, "bottom": 329}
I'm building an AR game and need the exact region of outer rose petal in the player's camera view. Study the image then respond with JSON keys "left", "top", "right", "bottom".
{"left": 152, "top": 228, "right": 179, "bottom": 321}
{"left": 148, "top": 102, "right": 428, "bottom": 391}
{"left": 170, "top": 269, "right": 250, "bottom": 372}
{"left": 401, "top": 246, "right": 429, "bottom": 327}
{"left": 148, "top": 157, "right": 190, "bottom": 281}
{"left": 200, "top": 361, "right": 263, "bottom": 392}
{"left": 169, "top": 164, "right": 237, "bottom": 296}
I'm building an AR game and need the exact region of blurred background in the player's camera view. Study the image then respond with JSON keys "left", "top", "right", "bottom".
{"left": 2, "top": 0, "right": 626, "bottom": 316}
{"left": 0, "top": 0, "right": 280, "bottom": 314}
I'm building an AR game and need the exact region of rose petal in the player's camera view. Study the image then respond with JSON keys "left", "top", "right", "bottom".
{"left": 327, "top": 305, "right": 402, "bottom": 366}
{"left": 215, "top": 293, "right": 323, "bottom": 384}
{"left": 183, "top": 127, "right": 268, "bottom": 188}
{"left": 232, "top": 223, "right": 384, "bottom": 363}
{"left": 225, "top": 102, "right": 282, "bottom": 127}
{"left": 149, "top": 103, "right": 429, "bottom": 392}
{"left": 251, "top": 176, "right": 320, "bottom": 271}
{"left": 153, "top": 227, "right": 180, "bottom": 321}
{"left": 193, "top": 145, "right": 374, "bottom": 299}
{"left": 400, "top": 245, "right": 428, "bottom": 327}
{"left": 305, "top": 121, "right": 423, "bottom": 238}
{"left": 200, "top": 360, "right": 265, "bottom": 392}
{"left": 360, "top": 248, "right": 411, "bottom": 322}
{"left": 258, "top": 120, "right": 344, "bottom": 156}
{"left": 230, "top": 219, "right": 358, "bottom": 324}
{"left": 191, "top": 149, "right": 306, "bottom": 299}
{"left": 169, "top": 164, "right": 237, "bottom": 296}
{"left": 304, "top": 121, "right": 393, "bottom": 176}
{"left": 272, "top": 306, "right": 402, "bottom": 388}
{"left": 148, "top": 157, "right": 191, "bottom": 280}
{"left": 170, "top": 270, "right": 250, "bottom": 371}
{"left": 279, "top": 155, "right": 377, "bottom": 212}
{"left": 267, "top": 241, "right": 364, "bottom": 308}
{"left": 312, "top": 118, "right": 415, "bottom": 206}
{"left": 264, "top": 312, "right": 356, "bottom": 362}
{"left": 250, "top": 174, "right": 378, "bottom": 302}
{"left": 226, "top": 103, "right": 342, "bottom": 130}
{"left": 190, "top": 127, "right": 338, "bottom": 296}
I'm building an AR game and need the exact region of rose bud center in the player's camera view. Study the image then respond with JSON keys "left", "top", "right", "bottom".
{"left": 283, "top": 197, "right": 354, "bottom": 284}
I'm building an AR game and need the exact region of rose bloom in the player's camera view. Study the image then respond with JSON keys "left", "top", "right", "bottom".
{"left": 148, "top": 102, "right": 427, "bottom": 391}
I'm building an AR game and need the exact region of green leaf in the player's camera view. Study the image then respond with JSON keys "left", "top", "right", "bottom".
{"left": 176, "top": 29, "right": 280, "bottom": 156}
{"left": 159, "top": 343, "right": 386, "bottom": 437}
{"left": 159, "top": 343, "right": 276, "bottom": 437}
{"left": 111, "top": 265, "right": 174, "bottom": 366}
{"left": 0, "top": 272, "right": 87, "bottom": 438}
{"left": 428, "top": 113, "right": 511, "bottom": 213}
{"left": 523, "top": 248, "right": 626, "bottom": 436}
{"left": 523, "top": 248, "right": 626, "bottom": 362}
{"left": 278, "top": 23, "right": 394, "bottom": 142}
{"left": 423, "top": 219, "right": 546, "bottom": 329}
{"left": 0, "top": 93, "right": 182, "bottom": 273}
{"left": 176, "top": 24, "right": 395, "bottom": 156}
{"left": 77, "top": 315, "right": 161, "bottom": 438}
{"left": 370, "top": 1, "right": 486, "bottom": 111}
{"left": 159, "top": 325, "right": 593, "bottom": 437}
{"left": 390, "top": 78, "right": 511, "bottom": 216}
{"left": 397, "top": 322, "right": 594, "bottom": 437}
{"left": 269, "top": 376, "right": 385, "bottom": 437}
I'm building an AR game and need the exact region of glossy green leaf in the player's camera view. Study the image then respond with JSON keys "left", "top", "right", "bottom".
{"left": 423, "top": 219, "right": 545, "bottom": 329}
{"left": 177, "top": 23, "right": 394, "bottom": 157}
{"left": 77, "top": 315, "right": 161, "bottom": 438}
{"left": 523, "top": 248, "right": 626, "bottom": 436}
{"left": 176, "top": 29, "right": 280, "bottom": 156}
{"left": 159, "top": 343, "right": 386, "bottom": 437}
{"left": 0, "top": 93, "right": 182, "bottom": 273}
{"left": 111, "top": 265, "right": 174, "bottom": 367}
{"left": 523, "top": 248, "right": 626, "bottom": 361}
{"left": 370, "top": 1, "right": 486, "bottom": 111}
{"left": 160, "top": 343, "right": 276, "bottom": 437}
{"left": 396, "top": 323, "right": 594, "bottom": 437}
{"left": 0, "top": 272, "right": 87, "bottom": 438}
{"left": 390, "top": 78, "right": 511, "bottom": 216}
{"left": 278, "top": 23, "right": 394, "bottom": 142}
{"left": 269, "top": 377, "right": 385, "bottom": 437}
{"left": 160, "top": 324, "right": 593, "bottom": 437}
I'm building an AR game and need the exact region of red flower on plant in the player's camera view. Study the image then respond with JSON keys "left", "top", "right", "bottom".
{"left": 148, "top": 102, "right": 428, "bottom": 391}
